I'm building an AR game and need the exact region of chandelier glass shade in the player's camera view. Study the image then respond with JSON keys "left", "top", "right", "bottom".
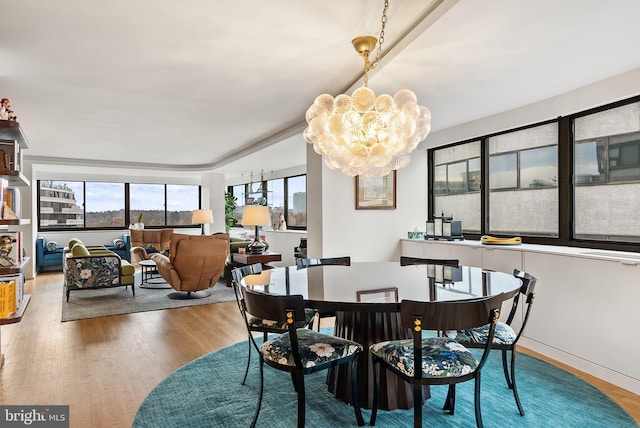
{"left": 303, "top": 87, "right": 431, "bottom": 177}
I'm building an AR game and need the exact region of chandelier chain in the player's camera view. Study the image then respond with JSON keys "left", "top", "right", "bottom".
{"left": 373, "top": 0, "right": 389, "bottom": 69}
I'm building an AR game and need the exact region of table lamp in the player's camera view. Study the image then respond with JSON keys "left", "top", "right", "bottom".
{"left": 242, "top": 205, "right": 270, "bottom": 254}
{"left": 192, "top": 209, "right": 213, "bottom": 235}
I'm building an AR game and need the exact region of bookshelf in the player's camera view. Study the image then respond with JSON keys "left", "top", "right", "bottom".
{"left": 0, "top": 119, "right": 30, "bottom": 368}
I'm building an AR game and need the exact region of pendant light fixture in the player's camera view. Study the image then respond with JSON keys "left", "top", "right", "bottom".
{"left": 303, "top": 0, "right": 431, "bottom": 177}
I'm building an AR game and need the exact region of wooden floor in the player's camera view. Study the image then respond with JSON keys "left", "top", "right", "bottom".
{"left": 1, "top": 272, "right": 639, "bottom": 428}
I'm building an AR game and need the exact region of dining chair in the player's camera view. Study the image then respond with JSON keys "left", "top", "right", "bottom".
{"left": 295, "top": 256, "right": 351, "bottom": 331}
{"left": 295, "top": 256, "right": 351, "bottom": 269}
{"left": 400, "top": 256, "right": 459, "bottom": 267}
{"left": 369, "top": 293, "right": 506, "bottom": 428}
{"left": 231, "top": 264, "right": 316, "bottom": 385}
{"left": 242, "top": 287, "right": 365, "bottom": 428}
{"left": 453, "top": 269, "right": 537, "bottom": 416}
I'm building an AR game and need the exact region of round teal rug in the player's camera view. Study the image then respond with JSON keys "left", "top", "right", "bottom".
{"left": 133, "top": 340, "right": 636, "bottom": 427}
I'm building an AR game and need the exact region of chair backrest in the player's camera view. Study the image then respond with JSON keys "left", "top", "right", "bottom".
{"left": 168, "top": 234, "right": 229, "bottom": 290}
{"left": 504, "top": 269, "right": 538, "bottom": 339}
{"left": 231, "top": 263, "right": 263, "bottom": 297}
{"left": 296, "top": 256, "right": 351, "bottom": 269}
{"left": 242, "top": 287, "right": 307, "bottom": 367}
{"left": 400, "top": 293, "right": 506, "bottom": 378}
{"left": 400, "top": 256, "right": 459, "bottom": 267}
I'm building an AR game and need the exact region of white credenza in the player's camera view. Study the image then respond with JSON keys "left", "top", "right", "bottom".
{"left": 401, "top": 238, "right": 640, "bottom": 395}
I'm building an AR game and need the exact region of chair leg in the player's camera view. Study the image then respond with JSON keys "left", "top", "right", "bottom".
{"left": 241, "top": 332, "right": 252, "bottom": 385}
{"left": 351, "top": 358, "right": 365, "bottom": 426}
{"left": 369, "top": 358, "right": 380, "bottom": 426}
{"left": 443, "top": 384, "right": 456, "bottom": 415}
{"left": 295, "top": 369, "right": 306, "bottom": 428}
{"left": 502, "top": 349, "right": 513, "bottom": 389}
{"left": 474, "top": 373, "right": 484, "bottom": 428}
{"left": 413, "top": 381, "right": 423, "bottom": 428}
{"left": 510, "top": 349, "right": 525, "bottom": 416}
{"left": 250, "top": 355, "right": 264, "bottom": 428}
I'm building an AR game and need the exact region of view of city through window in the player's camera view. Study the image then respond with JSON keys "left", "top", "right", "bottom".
{"left": 38, "top": 181, "right": 199, "bottom": 230}
{"left": 231, "top": 174, "right": 306, "bottom": 229}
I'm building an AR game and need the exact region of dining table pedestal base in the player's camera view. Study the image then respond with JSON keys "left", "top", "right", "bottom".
{"left": 325, "top": 310, "right": 429, "bottom": 410}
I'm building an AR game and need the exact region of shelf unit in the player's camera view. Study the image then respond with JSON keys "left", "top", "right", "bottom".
{"left": 0, "top": 120, "right": 30, "bottom": 369}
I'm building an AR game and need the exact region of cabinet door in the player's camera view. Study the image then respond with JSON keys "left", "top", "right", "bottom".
{"left": 482, "top": 247, "right": 522, "bottom": 272}
{"left": 449, "top": 245, "right": 482, "bottom": 267}
{"left": 524, "top": 252, "right": 640, "bottom": 385}
{"left": 400, "top": 240, "right": 425, "bottom": 258}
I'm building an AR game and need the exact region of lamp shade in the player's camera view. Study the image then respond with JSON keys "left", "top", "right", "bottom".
{"left": 242, "top": 205, "right": 271, "bottom": 226}
{"left": 192, "top": 209, "right": 213, "bottom": 225}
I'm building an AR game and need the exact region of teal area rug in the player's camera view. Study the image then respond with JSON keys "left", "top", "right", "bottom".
{"left": 133, "top": 339, "right": 637, "bottom": 428}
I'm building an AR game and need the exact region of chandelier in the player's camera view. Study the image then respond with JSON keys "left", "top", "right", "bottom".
{"left": 303, "top": 0, "right": 431, "bottom": 177}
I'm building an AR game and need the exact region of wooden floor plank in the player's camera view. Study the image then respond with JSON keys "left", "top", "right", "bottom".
{"left": 0, "top": 272, "right": 638, "bottom": 427}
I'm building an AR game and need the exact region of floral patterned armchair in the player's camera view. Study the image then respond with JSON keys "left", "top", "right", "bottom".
{"left": 64, "top": 242, "right": 136, "bottom": 301}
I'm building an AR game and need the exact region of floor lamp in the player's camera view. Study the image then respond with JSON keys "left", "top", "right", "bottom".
{"left": 192, "top": 209, "right": 213, "bottom": 235}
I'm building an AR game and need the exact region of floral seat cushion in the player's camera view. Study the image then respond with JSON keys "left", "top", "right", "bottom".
{"left": 454, "top": 322, "right": 516, "bottom": 345}
{"left": 370, "top": 337, "right": 478, "bottom": 378}
{"left": 248, "top": 308, "right": 316, "bottom": 331}
{"left": 261, "top": 329, "right": 362, "bottom": 368}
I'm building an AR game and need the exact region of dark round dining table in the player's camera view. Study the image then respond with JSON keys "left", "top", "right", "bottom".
{"left": 240, "top": 261, "right": 522, "bottom": 410}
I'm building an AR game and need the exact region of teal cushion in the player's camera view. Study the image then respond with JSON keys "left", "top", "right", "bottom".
{"left": 370, "top": 337, "right": 478, "bottom": 378}
{"left": 261, "top": 329, "right": 361, "bottom": 367}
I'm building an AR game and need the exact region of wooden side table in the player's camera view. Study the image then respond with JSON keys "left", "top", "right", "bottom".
{"left": 232, "top": 252, "right": 282, "bottom": 266}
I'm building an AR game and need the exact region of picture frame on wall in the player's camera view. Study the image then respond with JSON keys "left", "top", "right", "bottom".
{"left": 355, "top": 170, "right": 396, "bottom": 210}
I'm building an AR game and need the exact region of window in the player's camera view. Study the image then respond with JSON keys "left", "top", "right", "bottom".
{"left": 429, "top": 96, "right": 640, "bottom": 250}
{"left": 433, "top": 141, "right": 481, "bottom": 232}
{"left": 38, "top": 180, "right": 84, "bottom": 229}
{"left": 287, "top": 175, "right": 306, "bottom": 228}
{"left": 488, "top": 123, "right": 558, "bottom": 237}
{"left": 574, "top": 102, "right": 640, "bottom": 243}
{"left": 85, "top": 182, "right": 125, "bottom": 228}
{"left": 229, "top": 174, "right": 306, "bottom": 230}
{"left": 268, "top": 178, "right": 284, "bottom": 227}
{"left": 167, "top": 185, "right": 199, "bottom": 226}
{"left": 38, "top": 181, "right": 200, "bottom": 231}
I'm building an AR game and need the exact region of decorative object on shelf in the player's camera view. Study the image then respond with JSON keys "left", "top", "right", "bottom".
{"left": 1, "top": 202, "right": 19, "bottom": 220}
{"left": 275, "top": 214, "right": 287, "bottom": 231}
{"left": 0, "top": 98, "right": 17, "bottom": 121}
{"left": 130, "top": 213, "right": 144, "bottom": 230}
{"left": 303, "top": 0, "right": 431, "bottom": 177}
{"left": 241, "top": 205, "right": 271, "bottom": 254}
{"left": 425, "top": 212, "right": 463, "bottom": 241}
{"left": 192, "top": 209, "right": 213, "bottom": 235}
{"left": 0, "top": 232, "right": 19, "bottom": 268}
{"left": 481, "top": 235, "right": 522, "bottom": 245}
{"left": 407, "top": 228, "right": 424, "bottom": 239}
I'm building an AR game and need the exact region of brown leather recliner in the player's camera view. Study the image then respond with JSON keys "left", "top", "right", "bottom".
{"left": 130, "top": 228, "right": 172, "bottom": 263}
{"left": 151, "top": 233, "right": 229, "bottom": 299}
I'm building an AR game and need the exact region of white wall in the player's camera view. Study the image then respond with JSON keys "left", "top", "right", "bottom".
{"left": 306, "top": 146, "right": 428, "bottom": 262}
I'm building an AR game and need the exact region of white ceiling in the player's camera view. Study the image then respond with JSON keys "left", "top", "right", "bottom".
{"left": 3, "top": 0, "right": 640, "bottom": 181}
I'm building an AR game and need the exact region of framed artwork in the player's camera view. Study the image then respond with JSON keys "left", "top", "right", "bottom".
{"left": 356, "top": 287, "right": 399, "bottom": 303}
{"left": 355, "top": 171, "right": 396, "bottom": 210}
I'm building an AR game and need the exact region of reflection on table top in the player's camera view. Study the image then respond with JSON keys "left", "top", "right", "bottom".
{"left": 240, "top": 262, "right": 522, "bottom": 311}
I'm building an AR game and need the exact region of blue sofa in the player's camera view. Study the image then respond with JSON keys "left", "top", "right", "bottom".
{"left": 36, "top": 235, "right": 131, "bottom": 272}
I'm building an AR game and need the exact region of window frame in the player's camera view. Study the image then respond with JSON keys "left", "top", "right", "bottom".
{"left": 37, "top": 181, "right": 201, "bottom": 231}
{"left": 428, "top": 94, "right": 640, "bottom": 252}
